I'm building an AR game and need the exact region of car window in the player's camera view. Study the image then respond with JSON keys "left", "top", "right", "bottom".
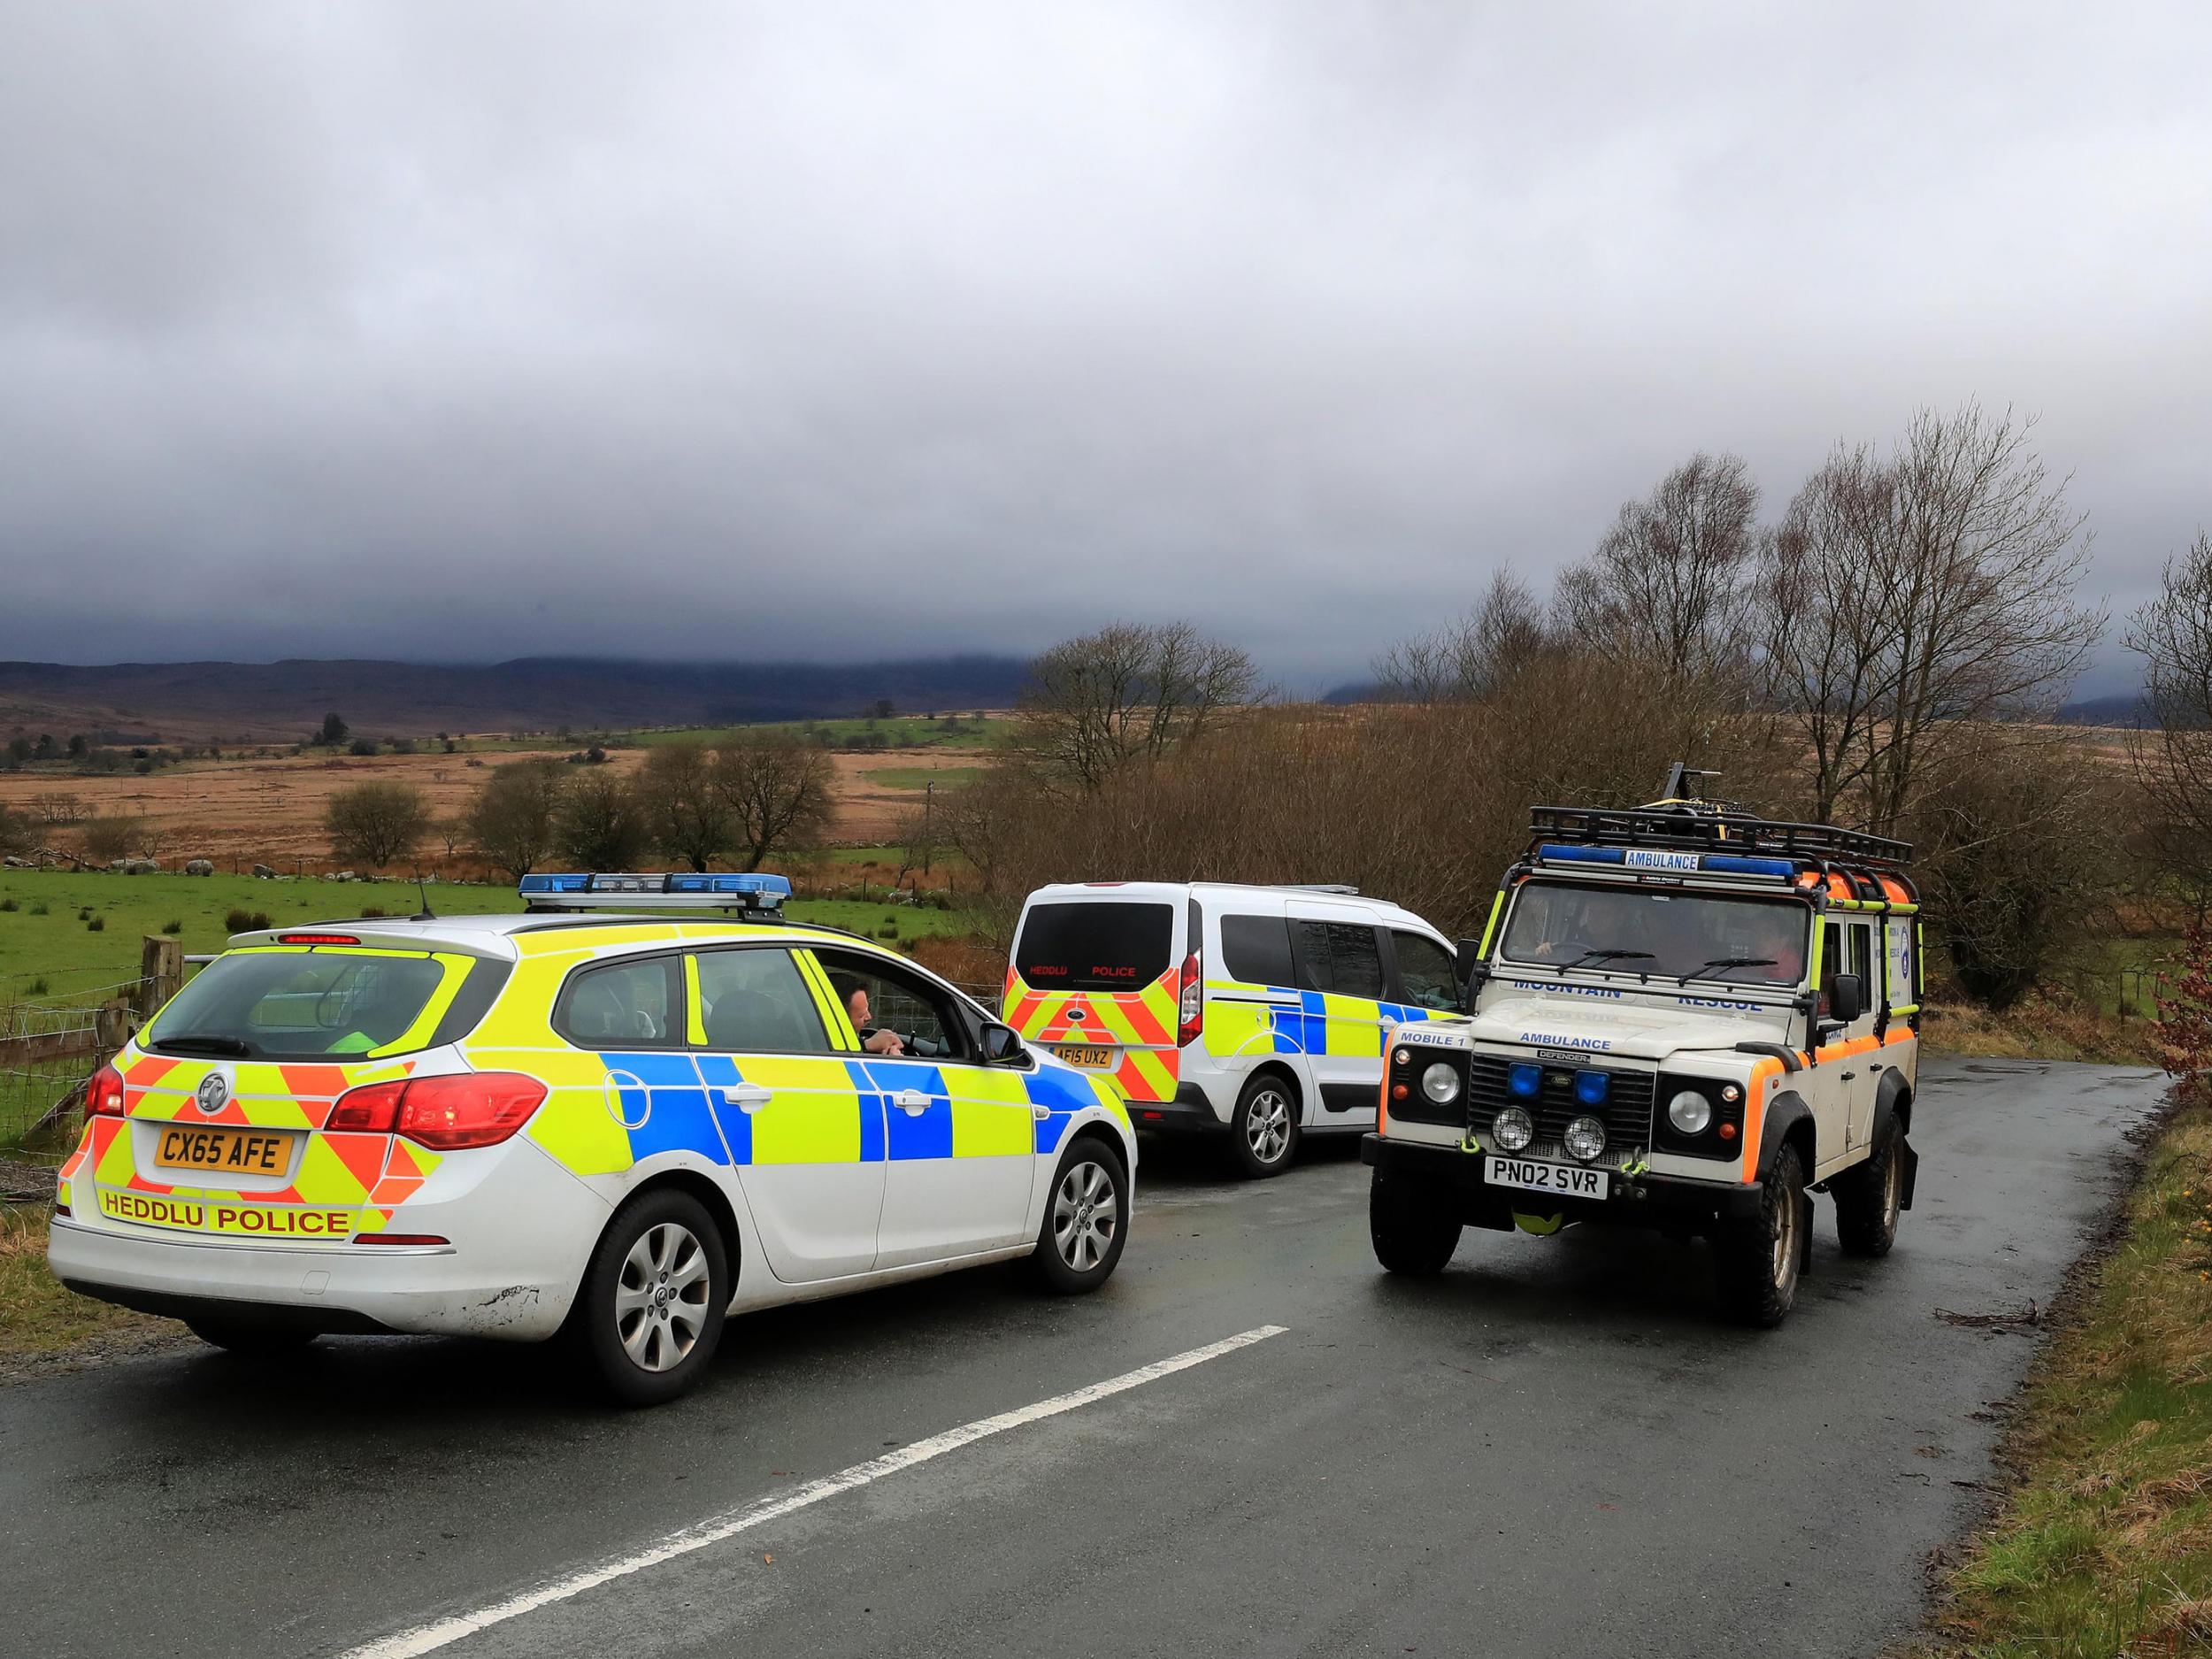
{"left": 1013, "top": 901, "right": 1175, "bottom": 992}
{"left": 1391, "top": 931, "right": 1459, "bottom": 1010}
{"left": 1292, "top": 920, "right": 1385, "bottom": 1000}
{"left": 558, "top": 956, "right": 681, "bottom": 1048}
{"left": 145, "top": 949, "right": 456, "bottom": 1059}
{"left": 1219, "top": 913, "right": 1294, "bottom": 987}
{"left": 815, "top": 949, "right": 966, "bottom": 1062}
{"left": 694, "top": 949, "right": 831, "bottom": 1054}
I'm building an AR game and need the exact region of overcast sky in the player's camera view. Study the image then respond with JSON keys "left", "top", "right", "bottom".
{"left": 2, "top": 3, "right": 2207, "bottom": 693}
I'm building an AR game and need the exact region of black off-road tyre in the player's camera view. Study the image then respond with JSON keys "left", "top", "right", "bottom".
{"left": 1025, "top": 1135, "right": 1129, "bottom": 1294}
{"left": 569, "top": 1187, "right": 730, "bottom": 1408}
{"left": 1832, "top": 1118, "right": 1906, "bottom": 1258}
{"left": 1714, "top": 1144, "right": 1807, "bottom": 1328}
{"left": 1369, "top": 1169, "right": 1462, "bottom": 1277}
{"left": 1227, "top": 1072, "right": 1301, "bottom": 1179}
{"left": 187, "top": 1322, "right": 318, "bottom": 1357}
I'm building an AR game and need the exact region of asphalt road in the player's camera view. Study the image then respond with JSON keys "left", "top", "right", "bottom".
{"left": 0, "top": 1057, "right": 2164, "bottom": 1659}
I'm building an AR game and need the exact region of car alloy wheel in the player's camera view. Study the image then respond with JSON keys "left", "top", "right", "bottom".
{"left": 1053, "top": 1158, "right": 1120, "bottom": 1272}
{"left": 614, "top": 1220, "right": 712, "bottom": 1374}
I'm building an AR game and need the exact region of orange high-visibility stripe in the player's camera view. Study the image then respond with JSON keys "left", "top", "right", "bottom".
{"left": 1738, "top": 1056, "right": 1786, "bottom": 1184}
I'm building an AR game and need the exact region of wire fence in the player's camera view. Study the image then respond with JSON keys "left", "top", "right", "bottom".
{"left": 0, "top": 944, "right": 184, "bottom": 1163}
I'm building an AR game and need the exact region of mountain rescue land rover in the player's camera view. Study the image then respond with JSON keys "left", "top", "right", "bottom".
{"left": 1362, "top": 770, "right": 1923, "bottom": 1326}
{"left": 48, "top": 873, "right": 1136, "bottom": 1405}
{"left": 1004, "top": 881, "right": 1461, "bottom": 1178}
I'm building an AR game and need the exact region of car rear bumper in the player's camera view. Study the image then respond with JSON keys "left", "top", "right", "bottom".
{"left": 1361, "top": 1133, "right": 1764, "bottom": 1228}
{"left": 49, "top": 1141, "right": 611, "bottom": 1342}
{"left": 1125, "top": 1084, "right": 1232, "bottom": 1136}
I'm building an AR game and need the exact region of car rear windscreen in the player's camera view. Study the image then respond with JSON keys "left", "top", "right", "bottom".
{"left": 144, "top": 949, "right": 483, "bottom": 1060}
{"left": 1014, "top": 902, "right": 1175, "bottom": 993}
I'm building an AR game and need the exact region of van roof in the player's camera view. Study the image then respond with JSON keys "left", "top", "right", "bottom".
{"left": 1024, "top": 880, "right": 1428, "bottom": 923}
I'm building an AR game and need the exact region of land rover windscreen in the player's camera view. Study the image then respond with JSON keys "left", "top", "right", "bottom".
{"left": 1494, "top": 879, "right": 1810, "bottom": 993}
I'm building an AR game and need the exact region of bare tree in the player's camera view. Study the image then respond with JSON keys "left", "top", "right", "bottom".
{"left": 2124, "top": 531, "right": 2212, "bottom": 915}
{"left": 1555, "top": 453, "right": 1763, "bottom": 683}
{"left": 712, "top": 733, "right": 834, "bottom": 870}
{"left": 465, "top": 757, "right": 569, "bottom": 879}
{"left": 635, "top": 741, "right": 737, "bottom": 872}
{"left": 326, "top": 782, "right": 430, "bottom": 871}
{"left": 554, "top": 768, "right": 651, "bottom": 870}
{"left": 1372, "top": 567, "right": 1550, "bottom": 703}
{"left": 1017, "top": 620, "right": 1260, "bottom": 791}
{"left": 1763, "top": 404, "right": 2105, "bottom": 832}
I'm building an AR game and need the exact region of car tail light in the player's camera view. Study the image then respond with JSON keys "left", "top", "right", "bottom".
{"left": 276, "top": 932, "right": 361, "bottom": 946}
{"left": 1177, "top": 950, "right": 1203, "bottom": 1048}
{"left": 327, "top": 1072, "right": 547, "bottom": 1149}
{"left": 87, "top": 1064, "right": 126, "bottom": 1118}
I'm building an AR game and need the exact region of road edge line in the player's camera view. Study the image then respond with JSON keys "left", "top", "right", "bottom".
{"left": 340, "top": 1322, "right": 1291, "bottom": 1659}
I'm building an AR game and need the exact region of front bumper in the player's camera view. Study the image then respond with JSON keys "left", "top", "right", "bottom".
{"left": 1362, "top": 1133, "right": 1764, "bottom": 1230}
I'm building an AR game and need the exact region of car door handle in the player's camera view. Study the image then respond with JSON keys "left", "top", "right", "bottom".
{"left": 721, "top": 1085, "right": 772, "bottom": 1113}
{"left": 893, "top": 1089, "right": 932, "bottom": 1115}
{"left": 1840, "top": 1071, "right": 1856, "bottom": 1081}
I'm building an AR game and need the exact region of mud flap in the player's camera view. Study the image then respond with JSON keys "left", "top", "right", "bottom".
{"left": 1798, "top": 1189, "right": 1815, "bottom": 1275}
{"left": 1899, "top": 1138, "right": 1919, "bottom": 1211}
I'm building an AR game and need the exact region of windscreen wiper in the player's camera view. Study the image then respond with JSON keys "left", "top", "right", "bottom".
{"left": 1676, "top": 956, "right": 1777, "bottom": 986}
{"left": 1555, "top": 949, "right": 1655, "bottom": 978}
{"left": 148, "top": 1035, "right": 256, "bottom": 1057}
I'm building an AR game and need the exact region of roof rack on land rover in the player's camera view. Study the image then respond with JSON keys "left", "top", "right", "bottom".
{"left": 1527, "top": 803, "right": 1911, "bottom": 867}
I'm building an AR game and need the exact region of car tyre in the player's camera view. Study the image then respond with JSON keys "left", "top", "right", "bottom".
{"left": 187, "top": 1321, "right": 318, "bottom": 1356}
{"left": 1369, "top": 1170, "right": 1460, "bottom": 1276}
{"left": 1832, "top": 1118, "right": 1906, "bottom": 1257}
{"left": 1228, "top": 1072, "right": 1300, "bottom": 1179}
{"left": 570, "top": 1187, "right": 729, "bottom": 1408}
{"left": 1715, "top": 1143, "right": 1806, "bottom": 1328}
{"left": 1026, "top": 1136, "right": 1128, "bottom": 1294}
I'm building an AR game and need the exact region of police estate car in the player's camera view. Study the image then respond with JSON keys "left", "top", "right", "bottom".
{"left": 47, "top": 874, "right": 1135, "bottom": 1404}
{"left": 1364, "top": 770, "right": 1922, "bottom": 1326}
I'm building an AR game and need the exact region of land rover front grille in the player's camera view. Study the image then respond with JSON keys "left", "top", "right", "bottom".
{"left": 1466, "top": 1056, "right": 1654, "bottom": 1171}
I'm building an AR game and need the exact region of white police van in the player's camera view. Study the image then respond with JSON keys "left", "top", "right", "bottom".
{"left": 1003, "top": 882, "right": 1461, "bottom": 1177}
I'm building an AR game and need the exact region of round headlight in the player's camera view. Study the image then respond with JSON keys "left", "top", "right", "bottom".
{"left": 1420, "top": 1063, "right": 1461, "bottom": 1105}
{"left": 1493, "top": 1105, "right": 1534, "bottom": 1151}
{"left": 1668, "top": 1088, "right": 1714, "bottom": 1135}
{"left": 1564, "top": 1115, "right": 1608, "bottom": 1162}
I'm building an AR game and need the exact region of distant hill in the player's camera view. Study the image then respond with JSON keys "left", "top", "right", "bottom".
{"left": 2058, "top": 693, "right": 2151, "bottom": 728}
{"left": 0, "top": 656, "right": 1031, "bottom": 742}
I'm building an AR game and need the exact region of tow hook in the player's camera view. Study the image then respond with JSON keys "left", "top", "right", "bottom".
{"left": 1617, "top": 1151, "right": 1652, "bottom": 1202}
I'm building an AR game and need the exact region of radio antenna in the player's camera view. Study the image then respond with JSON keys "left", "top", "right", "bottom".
{"left": 412, "top": 869, "right": 436, "bottom": 921}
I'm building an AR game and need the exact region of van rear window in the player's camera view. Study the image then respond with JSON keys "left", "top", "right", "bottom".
{"left": 1014, "top": 902, "right": 1174, "bottom": 993}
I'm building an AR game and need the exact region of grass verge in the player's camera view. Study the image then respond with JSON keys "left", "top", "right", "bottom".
{"left": 1922, "top": 994, "right": 2161, "bottom": 1068}
{"left": 1919, "top": 1092, "right": 2212, "bottom": 1656}
{"left": 0, "top": 1200, "right": 180, "bottom": 1368}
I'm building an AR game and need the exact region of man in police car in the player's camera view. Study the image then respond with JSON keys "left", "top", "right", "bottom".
{"left": 847, "top": 986, "right": 907, "bottom": 1056}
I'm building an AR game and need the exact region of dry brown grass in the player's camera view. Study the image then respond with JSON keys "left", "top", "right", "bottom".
{"left": 1921, "top": 995, "right": 2162, "bottom": 1068}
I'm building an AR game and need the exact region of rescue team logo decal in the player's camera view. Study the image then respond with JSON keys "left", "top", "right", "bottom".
{"left": 195, "top": 1072, "right": 229, "bottom": 1115}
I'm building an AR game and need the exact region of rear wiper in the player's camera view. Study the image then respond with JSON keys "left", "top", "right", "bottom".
{"left": 148, "top": 1035, "right": 256, "bottom": 1057}
{"left": 1677, "top": 956, "right": 1777, "bottom": 987}
{"left": 1556, "top": 949, "right": 1654, "bottom": 978}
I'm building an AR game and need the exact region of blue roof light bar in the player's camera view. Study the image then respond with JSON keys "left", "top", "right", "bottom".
{"left": 1533, "top": 843, "right": 1792, "bottom": 881}
{"left": 518, "top": 872, "right": 792, "bottom": 910}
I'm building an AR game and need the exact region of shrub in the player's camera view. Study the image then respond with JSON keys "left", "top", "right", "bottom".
{"left": 250, "top": 910, "right": 270, "bottom": 931}
{"left": 224, "top": 908, "right": 254, "bottom": 933}
{"left": 77, "top": 907, "right": 93, "bottom": 921}
{"left": 325, "top": 780, "right": 431, "bottom": 870}
{"left": 30, "top": 902, "right": 49, "bottom": 916}
{"left": 27, "top": 976, "right": 47, "bottom": 995}
{"left": 877, "top": 922, "right": 901, "bottom": 940}
{"left": 0, "top": 896, "right": 16, "bottom": 912}
{"left": 357, "top": 906, "right": 386, "bottom": 919}
{"left": 161, "top": 918, "right": 181, "bottom": 934}
{"left": 86, "top": 916, "right": 104, "bottom": 932}
{"left": 348, "top": 737, "right": 379, "bottom": 757}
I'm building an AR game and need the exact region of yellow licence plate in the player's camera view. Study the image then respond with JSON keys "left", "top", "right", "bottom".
{"left": 153, "top": 1125, "right": 295, "bottom": 1176}
{"left": 1053, "top": 1044, "right": 1116, "bottom": 1070}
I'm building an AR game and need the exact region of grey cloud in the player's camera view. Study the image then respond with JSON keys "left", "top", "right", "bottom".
{"left": 2, "top": 2, "right": 2207, "bottom": 693}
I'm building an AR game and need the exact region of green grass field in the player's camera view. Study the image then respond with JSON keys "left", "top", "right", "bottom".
{"left": 0, "top": 870, "right": 979, "bottom": 1003}
{"left": 856, "top": 764, "right": 987, "bottom": 791}
{"left": 622, "top": 715, "right": 1012, "bottom": 750}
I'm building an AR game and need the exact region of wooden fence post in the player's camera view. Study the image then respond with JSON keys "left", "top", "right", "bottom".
{"left": 139, "top": 935, "right": 183, "bottom": 1019}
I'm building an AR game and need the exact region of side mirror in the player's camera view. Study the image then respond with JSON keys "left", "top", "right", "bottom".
{"left": 1455, "top": 937, "right": 1486, "bottom": 1012}
{"left": 1824, "top": 972, "right": 1865, "bottom": 1026}
{"left": 979, "top": 1020, "right": 1028, "bottom": 1064}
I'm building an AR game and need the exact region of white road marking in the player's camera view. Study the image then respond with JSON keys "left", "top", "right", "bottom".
{"left": 342, "top": 1324, "right": 1290, "bottom": 1658}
